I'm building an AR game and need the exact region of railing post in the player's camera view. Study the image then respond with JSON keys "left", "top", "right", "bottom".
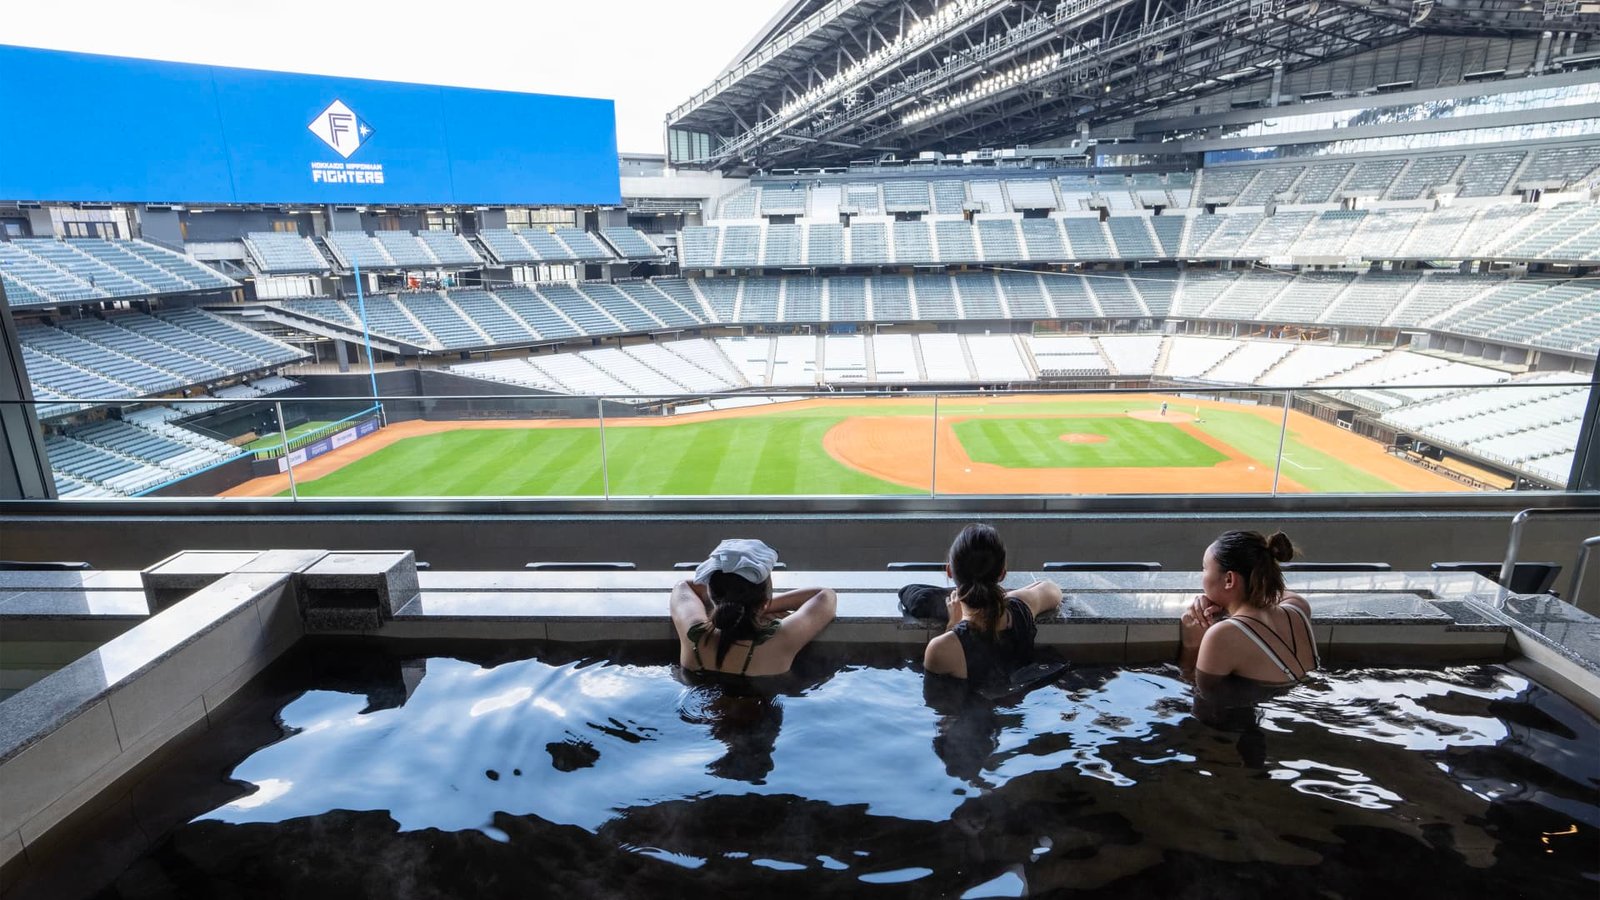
{"left": 597, "top": 397, "right": 610, "bottom": 500}
{"left": 930, "top": 394, "right": 940, "bottom": 498}
{"left": 1271, "top": 390, "right": 1292, "bottom": 495}
{"left": 276, "top": 401, "right": 298, "bottom": 501}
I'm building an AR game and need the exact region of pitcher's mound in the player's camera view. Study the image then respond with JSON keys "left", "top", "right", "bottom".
{"left": 1128, "top": 410, "right": 1197, "bottom": 424}
{"left": 1059, "top": 433, "right": 1108, "bottom": 444}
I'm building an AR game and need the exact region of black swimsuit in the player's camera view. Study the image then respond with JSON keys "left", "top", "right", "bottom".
{"left": 952, "top": 597, "right": 1038, "bottom": 686}
{"left": 686, "top": 620, "right": 781, "bottom": 675}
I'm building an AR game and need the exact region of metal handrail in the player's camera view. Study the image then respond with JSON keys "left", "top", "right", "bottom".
{"left": 1499, "top": 507, "right": 1600, "bottom": 606}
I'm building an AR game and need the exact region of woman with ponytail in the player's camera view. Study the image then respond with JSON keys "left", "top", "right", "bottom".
{"left": 923, "top": 524, "right": 1062, "bottom": 683}
{"left": 671, "top": 539, "right": 836, "bottom": 678}
{"left": 1181, "top": 530, "right": 1319, "bottom": 686}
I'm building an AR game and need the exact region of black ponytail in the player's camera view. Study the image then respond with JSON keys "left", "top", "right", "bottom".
{"left": 948, "top": 524, "right": 1008, "bottom": 639}
{"left": 706, "top": 571, "right": 769, "bottom": 666}
{"left": 1212, "top": 529, "right": 1295, "bottom": 609}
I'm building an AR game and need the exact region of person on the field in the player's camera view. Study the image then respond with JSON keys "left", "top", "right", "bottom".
{"left": 671, "top": 539, "right": 836, "bottom": 678}
{"left": 1180, "top": 530, "right": 1318, "bottom": 687}
{"left": 921, "top": 524, "right": 1062, "bottom": 685}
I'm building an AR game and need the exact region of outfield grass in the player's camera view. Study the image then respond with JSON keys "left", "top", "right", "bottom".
{"left": 1190, "top": 408, "right": 1401, "bottom": 492}
{"left": 292, "top": 417, "right": 922, "bottom": 497}
{"left": 954, "top": 417, "right": 1227, "bottom": 469}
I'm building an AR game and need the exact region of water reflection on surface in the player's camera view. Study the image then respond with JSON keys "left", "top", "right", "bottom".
{"left": 75, "top": 646, "right": 1600, "bottom": 899}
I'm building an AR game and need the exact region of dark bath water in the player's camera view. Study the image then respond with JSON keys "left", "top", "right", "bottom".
{"left": 64, "top": 642, "right": 1600, "bottom": 898}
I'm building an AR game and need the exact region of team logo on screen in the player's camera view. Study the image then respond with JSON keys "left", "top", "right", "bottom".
{"left": 308, "top": 100, "right": 375, "bottom": 159}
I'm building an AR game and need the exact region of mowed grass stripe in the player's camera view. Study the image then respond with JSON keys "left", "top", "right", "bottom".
{"left": 953, "top": 417, "right": 1228, "bottom": 469}
{"left": 1192, "top": 409, "right": 1400, "bottom": 492}
{"left": 295, "top": 419, "right": 918, "bottom": 497}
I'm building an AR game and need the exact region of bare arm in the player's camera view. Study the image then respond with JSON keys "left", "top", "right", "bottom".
{"left": 769, "top": 587, "right": 837, "bottom": 651}
{"left": 669, "top": 580, "right": 711, "bottom": 641}
{"left": 1179, "top": 594, "right": 1224, "bottom": 682}
{"left": 768, "top": 586, "right": 828, "bottom": 615}
{"left": 1006, "top": 580, "right": 1062, "bottom": 618}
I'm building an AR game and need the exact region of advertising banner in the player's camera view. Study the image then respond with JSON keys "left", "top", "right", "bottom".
{"left": 0, "top": 45, "right": 620, "bottom": 205}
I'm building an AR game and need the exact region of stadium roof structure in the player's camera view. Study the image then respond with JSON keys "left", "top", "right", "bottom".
{"left": 667, "top": 0, "right": 1600, "bottom": 171}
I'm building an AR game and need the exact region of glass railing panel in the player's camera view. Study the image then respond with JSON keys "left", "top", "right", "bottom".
{"left": 11, "top": 377, "right": 1593, "bottom": 500}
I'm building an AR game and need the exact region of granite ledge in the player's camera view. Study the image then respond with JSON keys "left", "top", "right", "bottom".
{"left": 0, "top": 572, "right": 290, "bottom": 765}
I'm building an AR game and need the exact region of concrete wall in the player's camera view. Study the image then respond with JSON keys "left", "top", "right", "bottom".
{"left": 3, "top": 508, "right": 1594, "bottom": 591}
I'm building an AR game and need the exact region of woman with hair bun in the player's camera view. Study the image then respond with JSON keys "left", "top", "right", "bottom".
{"left": 1181, "top": 530, "right": 1319, "bottom": 686}
{"left": 923, "top": 524, "right": 1062, "bottom": 684}
{"left": 670, "top": 539, "right": 836, "bottom": 678}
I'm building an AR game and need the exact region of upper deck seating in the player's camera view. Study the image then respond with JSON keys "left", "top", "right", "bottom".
{"left": 244, "top": 232, "right": 329, "bottom": 273}
{"left": 417, "top": 230, "right": 484, "bottom": 266}
{"left": 600, "top": 228, "right": 663, "bottom": 259}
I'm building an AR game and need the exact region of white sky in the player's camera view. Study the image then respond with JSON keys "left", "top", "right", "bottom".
{"left": 3, "top": 0, "right": 788, "bottom": 154}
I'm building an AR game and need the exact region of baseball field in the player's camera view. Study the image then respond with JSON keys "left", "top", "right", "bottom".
{"left": 219, "top": 394, "right": 1470, "bottom": 497}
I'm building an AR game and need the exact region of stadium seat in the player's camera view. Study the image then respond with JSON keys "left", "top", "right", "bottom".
{"left": 1430, "top": 561, "right": 1562, "bottom": 595}
{"left": 1043, "top": 562, "right": 1162, "bottom": 571}
{"left": 1281, "top": 562, "right": 1393, "bottom": 572}
{"left": 526, "top": 562, "right": 637, "bottom": 571}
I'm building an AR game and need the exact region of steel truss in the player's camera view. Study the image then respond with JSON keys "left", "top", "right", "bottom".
{"left": 668, "top": 0, "right": 1600, "bottom": 171}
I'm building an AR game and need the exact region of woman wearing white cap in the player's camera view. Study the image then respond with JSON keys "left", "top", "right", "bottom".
{"left": 670, "top": 539, "right": 837, "bottom": 677}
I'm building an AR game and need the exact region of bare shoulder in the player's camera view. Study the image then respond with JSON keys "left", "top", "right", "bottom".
{"left": 1281, "top": 592, "right": 1311, "bottom": 615}
{"left": 924, "top": 630, "right": 963, "bottom": 675}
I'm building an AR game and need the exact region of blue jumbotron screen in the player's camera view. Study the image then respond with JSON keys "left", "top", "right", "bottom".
{"left": 0, "top": 45, "right": 621, "bottom": 205}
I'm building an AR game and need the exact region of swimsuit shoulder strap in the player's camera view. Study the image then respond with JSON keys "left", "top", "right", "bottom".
{"left": 686, "top": 621, "right": 710, "bottom": 670}
{"left": 1222, "top": 617, "right": 1299, "bottom": 680}
{"left": 1282, "top": 603, "right": 1321, "bottom": 669}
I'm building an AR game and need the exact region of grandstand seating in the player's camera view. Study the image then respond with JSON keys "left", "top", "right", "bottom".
{"left": 883, "top": 181, "right": 932, "bottom": 212}
{"left": 375, "top": 231, "right": 439, "bottom": 268}
{"left": 418, "top": 231, "right": 484, "bottom": 266}
{"left": 686, "top": 198, "right": 1600, "bottom": 269}
{"left": 762, "top": 224, "right": 802, "bottom": 267}
{"left": 1096, "top": 335, "right": 1162, "bottom": 376}
{"left": 540, "top": 283, "right": 621, "bottom": 334}
{"left": 1520, "top": 145, "right": 1600, "bottom": 187}
{"left": 44, "top": 413, "right": 247, "bottom": 496}
{"left": 849, "top": 223, "right": 890, "bottom": 266}
{"left": 1, "top": 238, "right": 235, "bottom": 305}
{"left": 917, "top": 334, "right": 972, "bottom": 381}
{"left": 1028, "top": 335, "right": 1107, "bottom": 377}
{"left": 631, "top": 343, "right": 737, "bottom": 392}
{"left": 891, "top": 222, "right": 935, "bottom": 265}
{"left": 478, "top": 229, "right": 541, "bottom": 265}
{"left": 600, "top": 228, "right": 664, "bottom": 260}
{"left": 244, "top": 232, "right": 330, "bottom": 273}
{"left": 740, "top": 279, "right": 780, "bottom": 322}
{"left": 20, "top": 308, "right": 303, "bottom": 412}
{"left": 1389, "top": 156, "right": 1463, "bottom": 200}
{"left": 1457, "top": 152, "right": 1526, "bottom": 197}
{"left": 447, "top": 289, "right": 537, "bottom": 343}
{"left": 578, "top": 283, "right": 663, "bottom": 332}
{"left": 325, "top": 232, "right": 394, "bottom": 269}
{"left": 871, "top": 334, "right": 921, "bottom": 382}
{"left": 530, "top": 352, "right": 632, "bottom": 395}
{"left": 557, "top": 229, "right": 616, "bottom": 261}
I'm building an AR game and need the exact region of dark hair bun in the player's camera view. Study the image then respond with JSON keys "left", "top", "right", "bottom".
{"left": 1266, "top": 531, "right": 1295, "bottom": 563}
{"left": 711, "top": 601, "right": 746, "bottom": 630}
